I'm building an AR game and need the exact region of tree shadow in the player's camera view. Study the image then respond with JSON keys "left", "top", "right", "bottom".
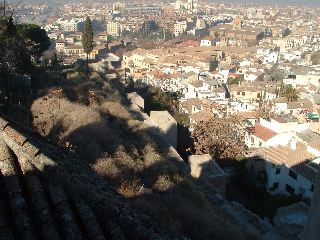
{"left": 0, "top": 115, "right": 250, "bottom": 240}
{"left": 225, "top": 154, "right": 313, "bottom": 222}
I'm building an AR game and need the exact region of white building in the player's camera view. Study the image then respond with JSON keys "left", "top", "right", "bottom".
{"left": 57, "top": 18, "right": 84, "bottom": 32}
{"left": 273, "top": 36, "right": 308, "bottom": 52}
{"left": 245, "top": 116, "right": 309, "bottom": 149}
{"left": 185, "top": 81, "right": 204, "bottom": 99}
{"left": 174, "top": 21, "right": 188, "bottom": 36}
{"left": 200, "top": 37, "right": 215, "bottom": 46}
{"left": 254, "top": 142, "right": 318, "bottom": 199}
{"left": 247, "top": 117, "right": 319, "bottom": 199}
{"left": 263, "top": 52, "right": 278, "bottom": 64}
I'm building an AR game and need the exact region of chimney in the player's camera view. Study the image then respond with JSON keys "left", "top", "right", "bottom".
{"left": 290, "top": 138, "right": 297, "bottom": 150}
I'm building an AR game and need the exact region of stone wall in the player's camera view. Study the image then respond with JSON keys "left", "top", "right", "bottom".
{"left": 126, "top": 92, "right": 145, "bottom": 111}
{"left": 149, "top": 111, "right": 177, "bottom": 149}
{"left": 189, "top": 154, "right": 228, "bottom": 196}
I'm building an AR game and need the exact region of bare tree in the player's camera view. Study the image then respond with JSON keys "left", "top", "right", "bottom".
{"left": 192, "top": 116, "right": 247, "bottom": 160}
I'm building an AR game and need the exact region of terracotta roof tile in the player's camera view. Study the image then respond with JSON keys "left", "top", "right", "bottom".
{"left": 257, "top": 143, "right": 318, "bottom": 182}
{"left": 308, "top": 141, "right": 320, "bottom": 151}
{"left": 259, "top": 143, "right": 315, "bottom": 167}
{"left": 253, "top": 123, "right": 277, "bottom": 141}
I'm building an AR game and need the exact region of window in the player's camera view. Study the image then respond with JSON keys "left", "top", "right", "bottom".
{"left": 237, "top": 91, "right": 240, "bottom": 95}
{"left": 275, "top": 167, "right": 281, "bottom": 175}
{"left": 285, "top": 184, "right": 295, "bottom": 194}
{"left": 272, "top": 182, "right": 279, "bottom": 190}
{"left": 288, "top": 169, "right": 297, "bottom": 180}
{"left": 242, "top": 92, "right": 245, "bottom": 96}
{"left": 257, "top": 93, "right": 261, "bottom": 98}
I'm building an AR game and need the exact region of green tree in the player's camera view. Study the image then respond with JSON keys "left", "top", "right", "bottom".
{"left": 282, "top": 28, "right": 291, "bottom": 38}
{"left": 133, "top": 83, "right": 179, "bottom": 114}
{"left": 256, "top": 32, "right": 265, "bottom": 41}
{"left": 51, "top": 53, "right": 60, "bottom": 69}
{"left": 228, "top": 75, "right": 244, "bottom": 85}
{"left": 209, "top": 59, "right": 219, "bottom": 71}
{"left": 6, "top": 15, "right": 16, "bottom": 36}
{"left": 107, "top": 34, "right": 115, "bottom": 43}
{"left": 0, "top": 15, "right": 30, "bottom": 82}
{"left": 281, "top": 84, "right": 299, "bottom": 102}
{"left": 82, "top": 16, "right": 94, "bottom": 72}
{"left": 17, "top": 24, "right": 51, "bottom": 60}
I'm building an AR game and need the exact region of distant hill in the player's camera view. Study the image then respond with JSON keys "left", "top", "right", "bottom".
{"left": 12, "top": 0, "right": 320, "bottom": 6}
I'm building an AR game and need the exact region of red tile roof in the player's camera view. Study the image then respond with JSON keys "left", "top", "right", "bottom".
{"left": 272, "top": 116, "right": 287, "bottom": 123}
{"left": 253, "top": 124, "right": 277, "bottom": 141}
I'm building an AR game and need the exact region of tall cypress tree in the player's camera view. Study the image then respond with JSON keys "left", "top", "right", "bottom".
{"left": 82, "top": 16, "right": 93, "bottom": 72}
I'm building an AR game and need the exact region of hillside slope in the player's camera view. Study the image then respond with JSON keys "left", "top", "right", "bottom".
{"left": 1, "top": 69, "right": 249, "bottom": 239}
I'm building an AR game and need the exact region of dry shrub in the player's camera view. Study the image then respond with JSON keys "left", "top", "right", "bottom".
{"left": 142, "top": 144, "right": 162, "bottom": 168}
{"left": 66, "top": 71, "right": 83, "bottom": 81}
{"left": 31, "top": 94, "right": 122, "bottom": 159}
{"left": 113, "top": 145, "right": 144, "bottom": 171}
{"left": 93, "top": 145, "right": 144, "bottom": 187}
{"left": 100, "top": 101, "right": 131, "bottom": 120}
{"left": 93, "top": 156, "right": 120, "bottom": 179}
{"left": 127, "top": 121, "right": 154, "bottom": 145}
{"left": 63, "top": 70, "right": 122, "bottom": 104}
{"left": 127, "top": 119, "right": 141, "bottom": 129}
{"left": 32, "top": 95, "right": 103, "bottom": 137}
{"left": 153, "top": 175, "right": 174, "bottom": 192}
{"left": 100, "top": 83, "right": 123, "bottom": 102}
{"left": 117, "top": 178, "right": 142, "bottom": 198}
{"left": 64, "top": 81, "right": 100, "bottom": 105}
{"left": 90, "top": 71, "right": 103, "bottom": 81}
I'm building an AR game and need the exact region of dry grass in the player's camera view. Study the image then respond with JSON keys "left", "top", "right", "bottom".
{"left": 31, "top": 94, "right": 126, "bottom": 158}
{"left": 31, "top": 95, "right": 103, "bottom": 137}
{"left": 100, "top": 101, "right": 131, "bottom": 120}
{"left": 93, "top": 156, "right": 120, "bottom": 180}
{"left": 153, "top": 175, "right": 175, "bottom": 192}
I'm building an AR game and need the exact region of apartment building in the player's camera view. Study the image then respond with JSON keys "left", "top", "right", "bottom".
{"left": 273, "top": 36, "right": 308, "bottom": 52}
{"left": 57, "top": 19, "right": 83, "bottom": 32}
{"left": 174, "top": 21, "right": 188, "bottom": 36}
{"left": 107, "top": 21, "right": 121, "bottom": 37}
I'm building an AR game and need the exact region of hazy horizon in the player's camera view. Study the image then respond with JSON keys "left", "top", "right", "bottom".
{"left": 210, "top": 0, "right": 320, "bottom": 7}
{"left": 7, "top": 0, "right": 320, "bottom": 7}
